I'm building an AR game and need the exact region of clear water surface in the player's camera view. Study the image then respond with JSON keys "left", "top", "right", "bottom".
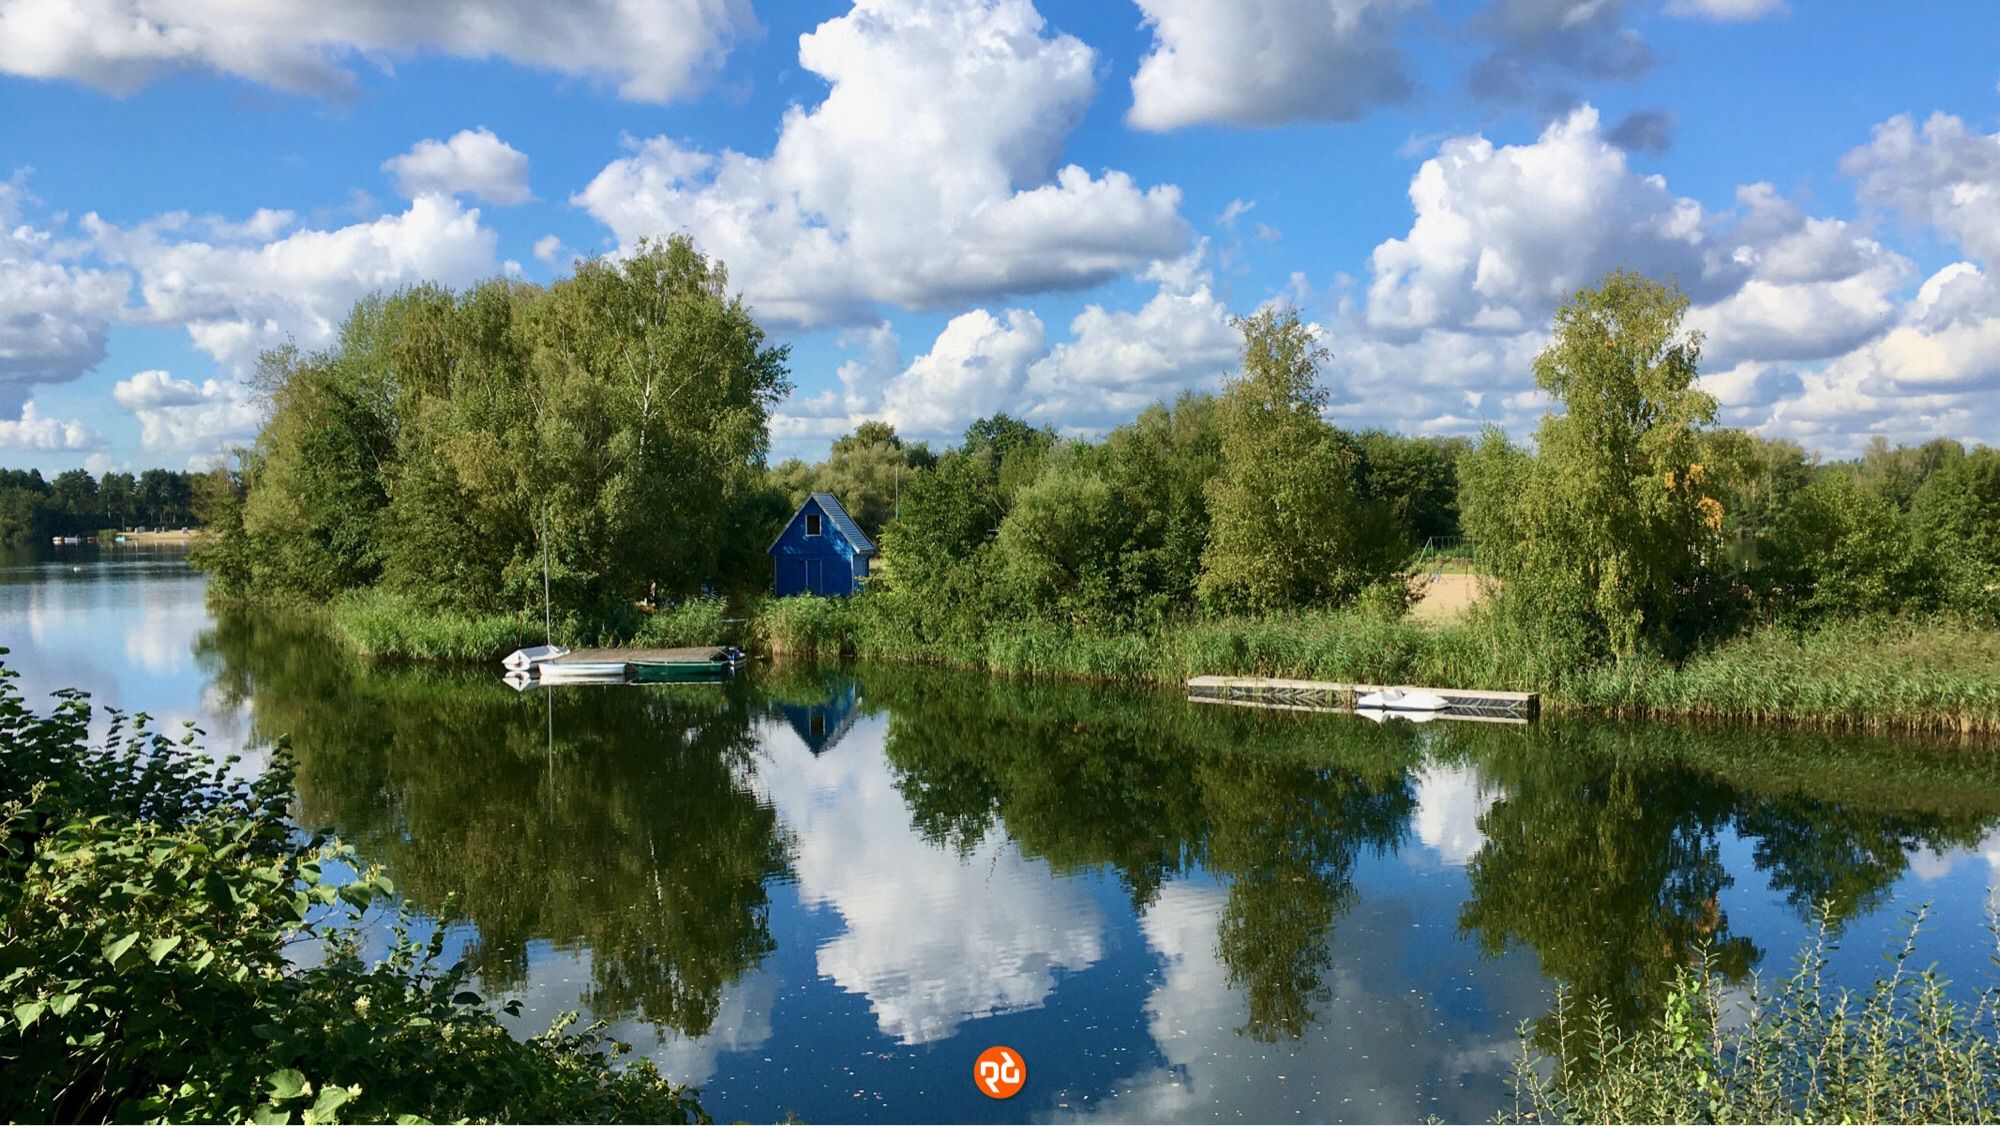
{"left": 7, "top": 546, "right": 2000, "bottom": 1123}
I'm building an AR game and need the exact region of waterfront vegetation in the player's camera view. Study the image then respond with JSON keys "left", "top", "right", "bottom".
{"left": 0, "top": 659, "right": 707, "bottom": 1123}
{"left": 1507, "top": 915, "right": 2000, "bottom": 1124}
{"left": 193, "top": 251, "right": 2000, "bottom": 734}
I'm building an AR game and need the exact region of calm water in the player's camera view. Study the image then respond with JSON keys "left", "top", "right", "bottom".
{"left": 9, "top": 549, "right": 2000, "bottom": 1123}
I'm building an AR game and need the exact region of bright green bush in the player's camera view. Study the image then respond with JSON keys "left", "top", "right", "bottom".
{"left": 0, "top": 661, "right": 706, "bottom": 1124}
{"left": 632, "top": 596, "right": 730, "bottom": 647}
{"left": 1507, "top": 911, "right": 2000, "bottom": 1124}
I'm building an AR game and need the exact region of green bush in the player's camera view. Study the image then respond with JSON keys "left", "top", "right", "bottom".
{"left": 631, "top": 597, "right": 731, "bottom": 647}
{"left": 0, "top": 660, "right": 706, "bottom": 1124}
{"left": 1507, "top": 910, "right": 2000, "bottom": 1124}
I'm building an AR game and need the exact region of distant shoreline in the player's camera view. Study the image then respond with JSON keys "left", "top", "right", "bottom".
{"left": 103, "top": 529, "right": 196, "bottom": 545}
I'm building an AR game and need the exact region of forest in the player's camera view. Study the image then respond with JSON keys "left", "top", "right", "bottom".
{"left": 0, "top": 467, "right": 211, "bottom": 542}
{"left": 195, "top": 247, "right": 2000, "bottom": 728}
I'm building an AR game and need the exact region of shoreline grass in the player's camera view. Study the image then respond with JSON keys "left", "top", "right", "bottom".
{"left": 320, "top": 589, "right": 736, "bottom": 664}
{"left": 745, "top": 594, "right": 2000, "bottom": 738}
{"left": 241, "top": 586, "right": 2000, "bottom": 738}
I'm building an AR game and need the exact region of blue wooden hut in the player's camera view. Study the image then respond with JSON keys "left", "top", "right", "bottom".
{"left": 769, "top": 492, "right": 875, "bottom": 597}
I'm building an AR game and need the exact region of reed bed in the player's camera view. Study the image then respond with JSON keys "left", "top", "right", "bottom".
{"left": 742, "top": 595, "right": 2000, "bottom": 736}
{"left": 329, "top": 590, "right": 547, "bottom": 663}
{"left": 1507, "top": 909, "right": 2000, "bottom": 1124}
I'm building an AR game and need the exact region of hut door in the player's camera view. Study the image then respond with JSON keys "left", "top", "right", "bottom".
{"left": 805, "top": 558, "right": 822, "bottom": 594}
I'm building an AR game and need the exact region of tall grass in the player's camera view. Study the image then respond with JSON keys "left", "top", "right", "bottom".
{"left": 328, "top": 591, "right": 738, "bottom": 663}
{"left": 1508, "top": 908, "right": 2000, "bottom": 1124}
{"left": 740, "top": 596, "right": 2000, "bottom": 735}
{"left": 1568, "top": 618, "right": 2000, "bottom": 736}
{"left": 330, "top": 590, "right": 547, "bottom": 663}
{"left": 630, "top": 596, "right": 731, "bottom": 648}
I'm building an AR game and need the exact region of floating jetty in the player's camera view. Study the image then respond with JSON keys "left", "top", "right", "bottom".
{"left": 1186, "top": 676, "right": 1536, "bottom": 724}
{"left": 508, "top": 645, "right": 744, "bottom": 688}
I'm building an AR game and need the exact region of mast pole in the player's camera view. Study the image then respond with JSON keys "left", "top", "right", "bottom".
{"left": 542, "top": 505, "right": 553, "bottom": 647}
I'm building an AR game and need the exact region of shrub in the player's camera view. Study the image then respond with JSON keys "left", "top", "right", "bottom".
{"left": 0, "top": 660, "right": 706, "bottom": 1124}
{"left": 632, "top": 596, "right": 731, "bottom": 647}
{"left": 1506, "top": 909, "right": 2000, "bottom": 1124}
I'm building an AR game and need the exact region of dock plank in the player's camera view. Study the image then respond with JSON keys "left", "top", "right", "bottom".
{"left": 547, "top": 646, "right": 729, "bottom": 665}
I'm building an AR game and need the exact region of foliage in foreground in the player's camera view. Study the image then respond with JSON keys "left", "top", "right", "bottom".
{"left": 1508, "top": 911, "right": 2000, "bottom": 1124}
{"left": 0, "top": 662, "right": 704, "bottom": 1124}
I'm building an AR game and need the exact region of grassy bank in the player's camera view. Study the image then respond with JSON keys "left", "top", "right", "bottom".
{"left": 325, "top": 589, "right": 732, "bottom": 663}
{"left": 746, "top": 594, "right": 2000, "bottom": 737}
{"left": 267, "top": 585, "right": 2000, "bottom": 736}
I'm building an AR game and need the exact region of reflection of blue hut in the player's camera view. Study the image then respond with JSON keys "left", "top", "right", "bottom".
{"left": 769, "top": 493, "right": 875, "bottom": 597}
{"left": 782, "top": 681, "right": 860, "bottom": 755}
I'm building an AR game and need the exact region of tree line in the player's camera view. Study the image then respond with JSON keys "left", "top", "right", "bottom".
{"left": 0, "top": 467, "right": 212, "bottom": 543}
{"left": 204, "top": 243, "right": 2000, "bottom": 671}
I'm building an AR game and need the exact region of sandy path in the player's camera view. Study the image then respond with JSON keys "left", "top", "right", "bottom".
{"left": 1409, "top": 572, "right": 1489, "bottom": 622}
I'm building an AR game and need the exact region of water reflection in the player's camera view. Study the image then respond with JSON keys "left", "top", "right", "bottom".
{"left": 180, "top": 602, "right": 2000, "bottom": 1121}
{"left": 198, "top": 610, "right": 789, "bottom": 1038}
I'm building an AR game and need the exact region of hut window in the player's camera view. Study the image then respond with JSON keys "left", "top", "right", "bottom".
{"left": 811, "top": 715, "right": 827, "bottom": 736}
{"left": 806, "top": 513, "right": 823, "bottom": 536}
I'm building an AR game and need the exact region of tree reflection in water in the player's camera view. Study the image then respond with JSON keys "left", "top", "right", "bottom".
{"left": 197, "top": 608, "right": 790, "bottom": 1038}
{"left": 198, "top": 613, "right": 2000, "bottom": 1060}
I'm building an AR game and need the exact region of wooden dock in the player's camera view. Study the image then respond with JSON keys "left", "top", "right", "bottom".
{"left": 1186, "top": 676, "right": 1537, "bottom": 722}
{"left": 545, "top": 645, "right": 733, "bottom": 666}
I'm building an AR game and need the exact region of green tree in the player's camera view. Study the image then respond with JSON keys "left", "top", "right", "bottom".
{"left": 1199, "top": 308, "right": 1401, "bottom": 613}
{"left": 48, "top": 469, "right": 100, "bottom": 535}
{"left": 1461, "top": 271, "right": 1727, "bottom": 658}
{"left": 1911, "top": 446, "right": 2000, "bottom": 622}
{"left": 1757, "top": 472, "right": 1941, "bottom": 622}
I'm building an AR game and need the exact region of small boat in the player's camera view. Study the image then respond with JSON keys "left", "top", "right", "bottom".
{"left": 534, "top": 660, "right": 630, "bottom": 684}
{"left": 1356, "top": 687, "right": 1450, "bottom": 712}
{"left": 630, "top": 658, "right": 735, "bottom": 683}
{"left": 503, "top": 644, "right": 570, "bottom": 672}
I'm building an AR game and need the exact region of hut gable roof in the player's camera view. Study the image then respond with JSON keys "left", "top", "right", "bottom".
{"left": 768, "top": 492, "right": 876, "bottom": 555}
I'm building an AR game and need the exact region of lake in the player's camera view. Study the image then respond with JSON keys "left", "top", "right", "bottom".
{"left": 8, "top": 547, "right": 2000, "bottom": 1123}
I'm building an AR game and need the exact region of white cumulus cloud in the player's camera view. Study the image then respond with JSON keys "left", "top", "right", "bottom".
{"left": 1126, "top": 0, "right": 1420, "bottom": 130}
{"left": 1365, "top": 106, "right": 1737, "bottom": 335}
{"left": 573, "top": 0, "right": 1189, "bottom": 328}
{"left": 112, "top": 369, "right": 261, "bottom": 453}
{"left": 383, "top": 128, "right": 531, "bottom": 206}
{"left": 86, "top": 195, "right": 500, "bottom": 373}
{"left": 1664, "top": 0, "right": 1788, "bottom": 20}
{"left": 0, "top": 0, "right": 757, "bottom": 102}
{"left": 0, "top": 183, "right": 130, "bottom": 408}
{"left": 0, "top": 401, "right": 98, "bottom": 450}
{"left": 1842, "top": 111, "right": 2000, "bottom": 266}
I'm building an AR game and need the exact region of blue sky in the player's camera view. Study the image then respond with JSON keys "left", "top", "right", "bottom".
{"left": 1, "top": 0, "right": 1998, "bottom": 473}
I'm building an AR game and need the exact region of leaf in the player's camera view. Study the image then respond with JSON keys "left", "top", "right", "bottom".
{"left": 251, "top": 1106, "right": 292, "bottom": 1125}
{"left": 101, "top": 931, "right": 140, "bottom": 968}
{"left": 49, "top": 993, "right": 80, "bottom": 1017}
{"left": 147, "top": 934, "right": 184, "bottom": 964}
{"left": 13, "top": 1000, "right": 44, "bottom": 1030}
{"left": 305, "top": 1084, "right": 352, "bottom": 1124}
{"left": 266, "top": 1068, "right": 310, "bottom": 1101}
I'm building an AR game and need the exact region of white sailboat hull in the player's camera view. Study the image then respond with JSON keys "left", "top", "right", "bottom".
{"left": 503, "top": 644, "right": 570, "bottom": 672}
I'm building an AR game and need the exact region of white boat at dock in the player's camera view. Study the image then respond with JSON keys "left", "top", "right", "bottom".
{"left": 1355, "top": 687, "right": 1450, "bottom": 712}
{"left": 503, "top": 644, "right": 570, "bottom": 671}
